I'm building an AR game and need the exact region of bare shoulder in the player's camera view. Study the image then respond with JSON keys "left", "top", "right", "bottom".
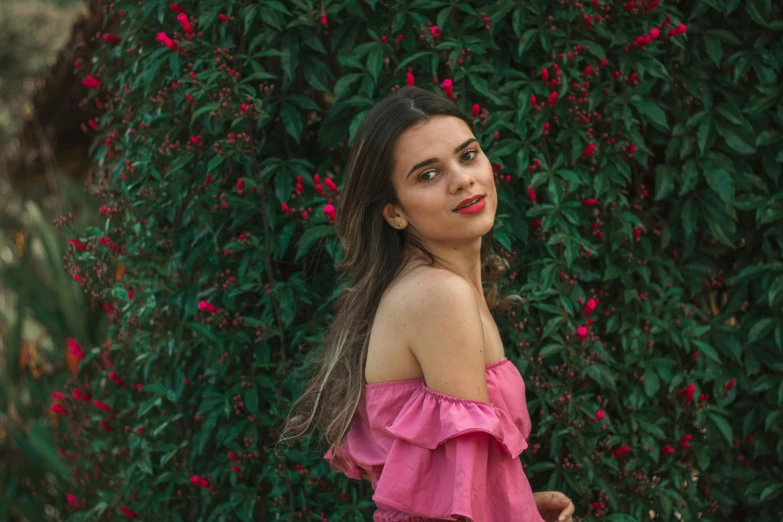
{"left": 391, "top": 267, "right": 490, "bottom": 403}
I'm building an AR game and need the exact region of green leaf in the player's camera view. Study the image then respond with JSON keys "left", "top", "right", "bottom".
{"left": 245, "top": 388, "right": 259, "bottom": 413}
{"left": 280, "top": 103, "right": 303, "bottom": 143}
{"left": 643, "top": 367, "right": 661, "bottom": 397}
{"left": 188, "top": 321, "right": 218, "bottom": 342}
{"left": 692, "top": 340, "right": 721, "bottom": 363}
{"left": 631, "top": 99, "right": 668, "bottom": 129}
{"left": 295, "top": 225, "right": 335, "bottom": 262}
{"left": 708, "top": 413, "right": 733, "bottom": 446}
{"left": 655, "top": 165, "right": 674, "bottom": 200}
{"left": 703, "top": 34, "right": 723, "bottom": 66}
{"left": 703, "top": 166, "right": 734, "bottom": 207}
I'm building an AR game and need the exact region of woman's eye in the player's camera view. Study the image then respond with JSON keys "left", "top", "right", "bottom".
{"left": 418, "top": 149, "right": 479, "bottom": 182}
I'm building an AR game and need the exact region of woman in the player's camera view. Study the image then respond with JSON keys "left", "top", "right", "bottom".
{"left": 277, "top": 86, "right": 574, "bottom": 522}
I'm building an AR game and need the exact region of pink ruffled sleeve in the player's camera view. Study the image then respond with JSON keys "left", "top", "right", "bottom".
{"left": 371, "top": 385, "right": 545, "bottom": 522}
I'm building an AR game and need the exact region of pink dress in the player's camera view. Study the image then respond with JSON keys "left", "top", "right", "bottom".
{"left": 323, "top": 357, "right": 546, "bottom": 522}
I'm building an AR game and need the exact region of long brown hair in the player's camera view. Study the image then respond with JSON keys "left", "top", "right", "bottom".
{"left": 274, "top": 86, "right": 524, "bottom": 469}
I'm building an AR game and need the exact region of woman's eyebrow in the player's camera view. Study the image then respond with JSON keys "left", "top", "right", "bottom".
{"left": 405, "top": 137, "right": 478, "bottom": 179}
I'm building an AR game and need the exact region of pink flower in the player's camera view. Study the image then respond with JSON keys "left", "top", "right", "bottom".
{"left": 177, "top": 13, "right": 193, "bottom": 34}
{"left": 51, "top": 404, "right": 69, "bottom": 414}
{"left": 547, "top": 91, "right": 558, "bottom": 105}
{"left": 81, "top": 75, "right": 100, "bottom": 89}
{"left": 67, "top": 338, "right": 85, "bottom": 360}
{"left": 67, "top": 494, "right": 78, "bottom": 505}
{"left": 93, "top": 400, "right": 112, "bottom": 411}
{"left": 582, "top": 298, "right": 597, "bottom": 316}
{"left": 530, "top": 95, "right": 537, "bottom": 106}
{"left": 103, "top": 34, "right": 121, "bottom": 44}
{"left": 156, "top": 32, "right": 178, "bottom": 51}
{"left": 583, "top": 143, "right": 596, "bottom": 158}
{"left": 582, "top": 198, "right": 597, "bottom": 207}
{"left": 527, "top": 186, "right": 536, "bottom": 204}
{"left": 218, "top": 13, "right": 227, "bottom": 23}
{"left": 541, "top": 68, "right": 548, "bottom": 81}
{"left": 661, "top": 444, "right": 675, "bottom": 456}
{"left": 320, "top": 13, "right": 327, "bottom": 26}
{"left": 198, "top": 300, "right": 218, "bottom": 313}
{"left": 52, "top": 391, "right": 65, "bottom": 399}
{"left": 324, "top": 178, "right": 338, "bottom": 193}
{"left": 471, "top": 103, "right": 480, "bottom": 118}
{"left": 228, "top": 452, "right": 239, "bottom": 462}
{"left": 595, "top": 409, "right": 605, "bottom": 420}
{"left": 405, "top": 72, "right": 415, "bottom": 86}
{"left": 169, "top": 2, "right": 184, "bottom": 14}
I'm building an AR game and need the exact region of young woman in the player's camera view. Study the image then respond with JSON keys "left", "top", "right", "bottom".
{"left": 277, "top": 86, "right": 574, "bottom": 522}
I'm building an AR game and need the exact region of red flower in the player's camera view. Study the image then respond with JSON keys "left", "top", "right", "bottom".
{"left": 595, "top": 409, "right": 605, "bottom": 420}
{"left": 103, "top": 34, "right": 121, "bottom": 44}
{"left": 684, "top": 384, "right": 696, "bottom": 403}
{"left": 109, "top": 372, "right": 126, "bottom": 387}
{"left": 582, "top": 198, "right": 597, "bottom": 207}
{"left": 51, "top": 404, "right": 69, "bottom": 414}
{"left": 471, "top": 103, "right": 480, "bottom": 118}
{"left": 405, "top": 72, "right": 415, "bottom": 86}
{"left": 582, "top": 298, "right": 598, "bottom": 316}
{"left": 613, "top": 445, "right": 631, "bottom": 457}
{"left": 156, "top": 32, "right": 178, "bottom": 51}
{"left": 120, "top": 507, "right": 140, "bottom": 519}
{"left": 218, "top": 13, "right": 227, "bottom": 23}
{"left": 527, "top": 186, "right": 536, "bottom": 204}
{"left": 93, "top": 400, "right": 112, "bottom": 411}
{"left": 81, "top": 75, "right": 100, "bottom": 89}
{"left": 67, "top": 338, "right": 85, "bottom": 360}
{"left": 177, "top": 13, "right": 193, "bottom": 34}
{"left": 52, "top": 391, "right": 65, "bottom": 399}
{"left": 440, "top": 79, "right": 453, "bottom": 98}
{"left": 69, "top": 238, "right": 87, "bottom": 250}
{"left": 577, "top": 325, "right": 588, "bottom": 342}
{"left": 169, "top": 2, "right": 185, "bottom": 14}
{"left": 547, "top": 91, "right": 558, "bottom": 105}
{"left": 190, "top": 475, "right": 211, "bottom": 488}
{"left": 661, "top": 445, "right": 675, "bottom": 456}
{"left": 583, "top": 143, "right": 596, "bottom": 158}
{"left": 198, "top": 300, "right": 217, "bottom": 313}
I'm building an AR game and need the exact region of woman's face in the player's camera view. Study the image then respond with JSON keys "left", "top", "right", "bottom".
{"left": 384, "top": 115, "right": 497, "bottom": 247}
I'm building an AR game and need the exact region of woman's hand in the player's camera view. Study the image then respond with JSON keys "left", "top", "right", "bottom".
{"left": 533, "top": 491, "right": 574, "bottom": 522}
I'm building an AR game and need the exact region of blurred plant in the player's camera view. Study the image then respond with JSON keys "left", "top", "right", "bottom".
{"left": 0, "top": 175, "right": 103, "bottom": 521}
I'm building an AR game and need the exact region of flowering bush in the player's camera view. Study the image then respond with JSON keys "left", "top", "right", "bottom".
{"left": 42, "top": 0, "right": 783, "bottom": 521}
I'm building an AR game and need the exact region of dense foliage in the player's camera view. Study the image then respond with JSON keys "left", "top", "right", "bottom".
{"left": 32, "top": 0, "right": 783, "bottom": 520}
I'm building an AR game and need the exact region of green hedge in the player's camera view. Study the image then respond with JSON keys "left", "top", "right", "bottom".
{"left": 43, "top": 0, "right": 783, "bottom": 521}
